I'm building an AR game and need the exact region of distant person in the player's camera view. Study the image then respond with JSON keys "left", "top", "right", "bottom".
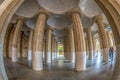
{"left": 109, "top": 47, "right": 114, "bottom": 61}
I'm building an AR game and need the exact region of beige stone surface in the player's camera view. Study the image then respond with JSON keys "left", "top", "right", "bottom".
{"left": 28, "top": 30, "right": 34, "bottom": 60}
{"left": 37, "top": 0, "right": 80, "bottom": 14}
{"left": 94, "top": 15, "right": 109, "bottom": 62}
{"left": 0, "top": 0, "right": 120, "bottom": 80}
{"left": 72, "top": 13, "right": 86, "bottom": 71}
{"left": 45, "top": 29, "right": 52, "bottom": 63}
{"left": 86, "top": 27, "right": 93, "bottom": 60}
{"left": 16, "top": 0, "right": 39, "bottom": 18}
{"left": 33, "top": 13, "right": 46, "bottom": 71}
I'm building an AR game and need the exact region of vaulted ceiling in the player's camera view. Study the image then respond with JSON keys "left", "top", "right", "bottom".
{"left": 9, "top": 0, "right": 110, "bottom": 43}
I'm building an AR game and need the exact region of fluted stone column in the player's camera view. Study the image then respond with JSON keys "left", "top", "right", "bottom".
{"left": 86, "top": 27, "right": 93, "bottom": 60}
{"left": 9, "top": 27, "right": 15, "bottom": 58}
{"left": 51, "top": 35, "right": 55, "bottom": 60}
{"left": 56, "top": 42, "right": 58, "bottom": 58}
{"left": 92, "top": 35, "right": 96, "bottom": 57}
{"left": 55, "top": 42, "right": 58, "bottom": 59}
{"left": 67, "top": 29, "right": 71, "bottom": 62}
{"left": 63, "top": 39, "right": 67, "bottom": 58}
{"left": 12, "top": 17, "right": 24, "bottom": 62}
{"left": 45, "top": 29, "right": 52, "bottom": 63}
{"left": 107, "top": 31, "right": 113, "bottom": 47}
{"left": 54, "top": 41, "right": 57, "bottom": 59}
{"left": 98, "top": 32, "right": 103, "bottom": 54}
{"left": 111, "top": 32, "right": 115, "bottom": 47}
{"left": 94, "top": 15, "right": 109, "bottom": 62}
{"left": 42, "top": 39, "right": 45, "bottom": 59}
{"left": 44, "top": 32, "right": 47, "bottom": 62}
{"left": 71, "top": 10, "right": 86, "bottom": 71}
{"left": 4, "top": 23, "right": 13, "bottom": 58}
{"left": 33, "top": 13, "right": 47, "bottom": 71}
{"left": 69, "top": 29, "right": 75, "bottom": 63}
{"left": 28, "top": 30, "right": 34, "bottom": 60}
{"left": 19, "top": 31, "right": 24, "bottom": 59}
{"left": 85, "top": 37, "right": 89, "bottom": 57}
{"left": 66, "top": 32, "right": 70, "bottom": 61}
{"left": 64, "top": 37, "right": 69, "bottom": 59}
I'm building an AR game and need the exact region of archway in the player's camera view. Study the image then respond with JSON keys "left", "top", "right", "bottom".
{"left": 95, "top": 0, "right": 120, "bottom": 80}
{"left": 0, "top": 0, "right": 24, "bottom": 80}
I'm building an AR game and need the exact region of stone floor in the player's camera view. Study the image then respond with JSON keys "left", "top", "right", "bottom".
{"left": 4, "top": 53, "right": 115, "bottom": 80}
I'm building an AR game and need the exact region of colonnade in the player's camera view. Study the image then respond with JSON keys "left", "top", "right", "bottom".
{"left": 0, "top": 0, "right": 120, "bottom": 80}
{"left": 5, "top": 9, "right": 115, "bottom": 72}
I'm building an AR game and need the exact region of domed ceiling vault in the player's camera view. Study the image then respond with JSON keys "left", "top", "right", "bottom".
{"left": 25, "top": 17, "right": 37, "bottom": 29}
{"left": 37, "top": 0, "right": 80, "bottom": 14}
{"left": 15, "top": 0, "right": 39, "bottom": 18}
{"left": 47, "top": 14, "right": 72, "bottom": 29}
{"left": 79, "top": 0, "right": 103, "bottom": 17}
{"left": 52, "top": 29, "right": 66, "bottom": 37}
{"left": 11, "top": 0, "right": 110, "bottom": 40}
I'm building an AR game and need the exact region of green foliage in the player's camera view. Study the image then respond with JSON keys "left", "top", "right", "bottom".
{"left": 58, "top": 46, "right": 63, "bottom": 52}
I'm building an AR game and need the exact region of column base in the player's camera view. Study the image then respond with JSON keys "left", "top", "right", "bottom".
{"left": 42, "top": 52, "right": 45, "bottom": 59}
{"left": 46, "top": 52, "right": 51, "bottom": 63}
{"left": 55, "top": 52, "right": 58, "bottom": 59}
{"left": 28, "top": 50, "right": 32, "bottom": 60}
{"left": 52, "top": 53, "right": 55, "bottom": 60}
{"left": 88, "top": 50, "right": 93, "bottom": 60}
{"left": 12, "top": 47, "right": 18, "bottom": 62}
{"left": 33, "top": 51, "right": 43, "bottom": 71}
{"left": 70, "top": 52, "right": 75, "bottom": 63}
{"left": 75, "top": 51, "right": 86, "bottom": 71}
{"left": 54, "top": 52, "right": 57, "bottom": 59}
{"left": 66, "top": 52, "right": 69, "bottom": 60}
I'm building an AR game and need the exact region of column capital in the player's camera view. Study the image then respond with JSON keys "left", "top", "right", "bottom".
{"left": 65, "top": 26, "right": 73, "bottom": 31}
{"left": 67, "top": 8, "right": 82, "bottom": 17}
{"left": 17, "top": 16, "right": 25, "bottom": 21}
{"left": 45, "top": 26, "right": 52, "bottom": 30}
{"left": 86, "top": 27, "right": 92, "bottom": 31}
{"left": 94, "top": 15, "right": 103, "bottom": 23}
{"left": 38, "top": 9, "right": 51, "bottom": 17}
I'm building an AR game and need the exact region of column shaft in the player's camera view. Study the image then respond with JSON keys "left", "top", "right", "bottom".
{"left": 12, "top": 18, "right": 23, "bottom": 62}
{"left": 19, "top": 31, "right": 24, "bottom": 59}
{"left": 54, "top": 40, "right": 57, "bottom": 59}
{"left": 33, "top": 13, "right": 46, "bottom": 71}
{"left": 69, "top": 29, "right": 75, "bottom": 63}
{"left": 66, "top": 32, "right": 70, "bottom": 60}
{"left": 92, "top": 35, "right": 96, "bottom": 57}
{"left": 86, "top": 28, "right": 93, "bottom": 60}
{"left": 107, "top": 31, "right": 113, "bottom": 47}
{"left": 28, "top": 30, "right": 34, "bottom": 60}
{"left": 4, "top": 24, "right": 13, "bottom": 58}
{"left": 42, "top": 39, "right": 45, "bottom": 59}
{"left": 45, "top": 29, "right": 52, "bottom": 63}
{"left": 51, "top": 35, "right": 55, "bottom": 60}
{"left": 9, "top": 27, "right": 15, "bottom": 58}
{"left": 95, "top": 16, "right": 109, "bottom": 62}
{"left": 63, "top": 39, "right": 67, "bottom": 58}
{"left": 72, "top": 13, "right": 86, "bottom": 71}
{"left": 85, "top": 38, "right": 89, "bottom": 57}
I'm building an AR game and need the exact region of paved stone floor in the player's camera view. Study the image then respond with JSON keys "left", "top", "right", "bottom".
{"left": 4, "top": 53, "right": 115, "bottom": 80}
